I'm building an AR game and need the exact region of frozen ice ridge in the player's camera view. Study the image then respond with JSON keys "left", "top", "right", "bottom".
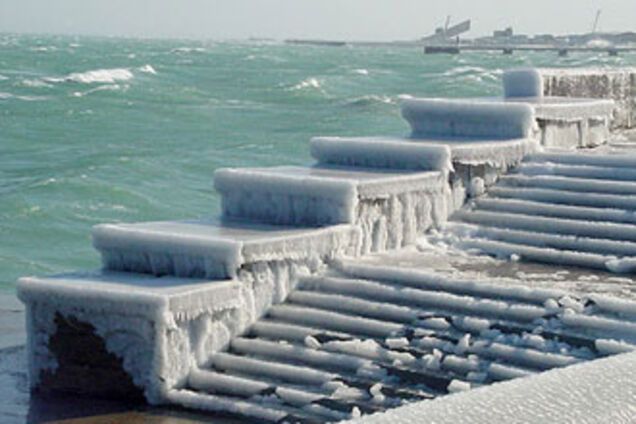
{"left": 16, "top": 66, "right": 636, "bottom": 423}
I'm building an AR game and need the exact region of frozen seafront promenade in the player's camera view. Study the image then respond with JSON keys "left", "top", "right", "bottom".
{"left": 11, "top": 67, "right": 636, "bottom": 423}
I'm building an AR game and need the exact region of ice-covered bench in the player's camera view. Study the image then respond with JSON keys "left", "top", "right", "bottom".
{"left": 501, "top": 68, "right": 615, "bottom": 148}
{"left": 214, "top": 165, "right": 447, "bottom": 253}
{"left": 312, "top": 99, "right": 538, "bottom": 212}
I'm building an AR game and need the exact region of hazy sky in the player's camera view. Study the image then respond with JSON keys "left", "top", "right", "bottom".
{"left": 0, "top": 0, "right": 634, "bottom": 40}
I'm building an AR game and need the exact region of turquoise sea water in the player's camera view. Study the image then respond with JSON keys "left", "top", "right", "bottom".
{"left": 1, "top": 33, "right": 635, "bottom": 293}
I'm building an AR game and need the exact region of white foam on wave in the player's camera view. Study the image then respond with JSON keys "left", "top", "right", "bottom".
{"left": 72, "top": 84, "right": 126, "bottom": 98}
{"left": 21, "top": 79, "right": 52, "bottom": 88}
{"left": 290, "top": 77, "right": 323, "bottom": 91}
{"left": 0, "top": 74, "right": 8, "bottom": 81}
{"left": 0, "top": 92, "right": 47, "bottom": 101}
{"left": 171, "top": 47, "right": 206, "bottom": 54}
{"left": 353, "top": 68, "right": 369, "bottom": 76}
{"left": 345, "top": 94, "right": 395, "bottom": 107}
{"left": 44, "top": 68, "right": 135, "bottom": 85}
{"left": 138, "top": 64, "right": 157, "bottom": 75}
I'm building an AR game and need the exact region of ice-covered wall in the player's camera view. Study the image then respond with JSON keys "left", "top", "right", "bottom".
{"left": 541, "top": 67, "right": 636, "bottom": 129}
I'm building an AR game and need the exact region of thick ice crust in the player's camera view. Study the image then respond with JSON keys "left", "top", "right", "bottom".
{"left": 354, "top": 351, "right": 636, "bottom": 424}
{"left": 17, "top": 272, "right": 242, "bottom": 402}
{"left": 310, "top": 136, "right": 452, "bottom": 172}
{"left": 540, "top": 67, "right": 636, "bottom": 129}
{"left": 503, "top": 68, "right": 544, "bottom": 99}
{"left": 217, "top": 166, "right": 446, "bottom": 238}
{"left": 401, "top": 98, "right": 535, "bottom": 140}
{"left": 93, "top": 220, "right": 360, "bottom": 278}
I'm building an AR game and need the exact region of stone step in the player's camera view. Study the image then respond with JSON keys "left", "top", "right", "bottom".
{"left": 473, "top": 197, "right": 636, "bottom": 226}
{"left": 489, "top": 186, "right": 636, "bottom": 211}
{"left": 453, "top": 209, "right": 636, "bottom": 243}
{"left": 516, "top": 162, "right": 636, "bottom": 182}
{"left": 528, "top": 152, "right": 636, "bottom": 169}
{"left": 454, "top": 223, "right": 636, "bottom": 258}
{"left": 499, "top": 174, "right": 636, "bottom": 196}
{"left": 92, "top": 219, "right": 359, "bottom": 279}
{"left": 214, "top": 165, "right": 446, "bottom": 253}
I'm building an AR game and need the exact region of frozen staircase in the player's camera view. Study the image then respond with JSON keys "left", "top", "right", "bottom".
{"left": 167, "top": 262, "right": 636, "bottom": 423}
{"left": 450, "top": 151, "right": 636, "bottom": 273}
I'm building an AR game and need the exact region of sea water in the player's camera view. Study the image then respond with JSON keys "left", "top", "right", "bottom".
{"left": 1, "top": 33, "right": 634, "bottom": 293}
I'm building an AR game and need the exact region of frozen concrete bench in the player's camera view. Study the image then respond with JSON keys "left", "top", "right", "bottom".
{"left": 502, "top": 68, "right": 615, "bottom": 148}
{"left": 93, "top": 219, "right": 359, "bottom": 280}
{"left": 312, "top": 99, "right": 538, "bottom": 213}
{"left": 18, "top": 272, "right": 242, "bottom": 403}
{"left": 540, "top": 67, "right": 636, "bottom": 130}
{"left": 214, "top": 165, "right": 447, "bottom": 253}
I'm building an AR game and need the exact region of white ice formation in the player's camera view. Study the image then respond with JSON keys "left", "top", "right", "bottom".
{"left": 17, "top": 67, "right": 636, "bottom": 423}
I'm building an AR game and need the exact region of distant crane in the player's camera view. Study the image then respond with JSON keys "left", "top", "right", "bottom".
{"left": 592, "top": 9, "right": 602, "bottom": 33}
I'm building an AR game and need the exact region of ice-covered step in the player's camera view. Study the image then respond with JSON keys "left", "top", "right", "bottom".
{"left": 92, "top": 219, "right": 359, "bottom": 278}
{"left": 489, "top": 186, "right": 636, "bottom": 211}
{"left": 499, "top": 174, "right": 636, "bottom": 196}
{"left": 458, "top": 237, "right": 617, "bottom": 272}
{"left": 528, "top": 152, "right": 636, "bottom": 169}
{"left": 215, "top": 165, "right": 446, "bottom": 252}
{"left": 454, "top": 224, "right": 636, "bottom": 258}
{"left": 453, "top": 209, "right": 636, "bottom": 243}
{"left": 516, "top": 162, "right": 636, "bottom": 182}
{"left": 473, "top": 198, "right": 636, "bottom": 226}
{"left": 189, "top": 368, "right": 383, "bottom": 420}
{"left": 310, "top": 136, "right": 537, "bottom": 174}
{"left": 249, "top": 319, "right": 536, "bottom": 383}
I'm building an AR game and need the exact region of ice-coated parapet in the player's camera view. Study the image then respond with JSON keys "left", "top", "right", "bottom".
{"left": 540, "top": 67, "right": 636, "bottom": 129}
{"left": 310, "top": 136, "right": 452, "bottom": 172}
{"left": 17, "top": 272, "right": 242, "bottom": 402}
{"left": 353, "top": 351, "right": 636, "bottom": 424}
{"left": 215, "top": 165, "right": 448, "bottom": 252}
{"left": 93, "top": 219, "right": 360, "bottom": 278}
{"left": 401, "top": 98, "right": 535, "bottom": 140}
{"left": 503, "top": 68, "right": 543, "bottom": 99}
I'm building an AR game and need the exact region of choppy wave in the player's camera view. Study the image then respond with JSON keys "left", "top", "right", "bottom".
{"left": 345, "top": 94, "right": 395, "bottom": 107}
{"left": 43, "top": 68, "right": 134, "bottom": 84}
{"left": 72, "top": 84, "right": 127, "bottom": 97}
{"left": 138, "top": 64, "right": 157, "bottom": 75}
{"left": 171, "top": 47, "right": 206, "bottom": 54}
{"left": 0, "top": 74, "right": 8, "bottom": 81}
{"left": 0, "top": 92, "right": 47, "bottom": 101}
{"left": 289, "top": 77, "right": 323, "bottom": 91}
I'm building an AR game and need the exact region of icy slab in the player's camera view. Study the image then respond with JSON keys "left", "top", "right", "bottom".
{"left": 93, "top": 219, "right": 360, "bottom": 278}
{"left": 503, "top": 96, "right": 615, "bottom": 121}
{"left": 540, "top": 67, "right": 636, "bottom": 129}
{"left": 17, "top": 272, "right": 242, "bottom": 402}
{"left": 401, "top": 98, "right": 535, "bottom": 140}
{"left": 310, "top": 136, "right": 452, "bottom": 171}
{"left": 310, "top": 136, "right": 538, "bottom": 171}
{"left": 215, "top": 165, "right": 447, "bottom": 252}
{"left": 354, "top": 351, "right": 636, "bottom": 424}
{"left": 503, "top": 68, "right": 543, "bottom": 99}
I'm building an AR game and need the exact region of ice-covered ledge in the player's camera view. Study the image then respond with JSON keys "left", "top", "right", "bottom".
{"left": 540, "top": 67, "right": 636, "bottom": 130}
{"left": 18, "top": 272, "right": 242, "bottom": 403}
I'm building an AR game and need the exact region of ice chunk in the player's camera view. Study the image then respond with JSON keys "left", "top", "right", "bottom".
{"left": 401, "top": 98, "right": 535, "bottom": 140}
{"left": 503, "top": 68, "right": 543, "bottom": 98}
{"left": 310, "top": 136, "right": 452, "bottom": 172}
{"left": 93, "top": 219, "right": 360, "bottom": 278}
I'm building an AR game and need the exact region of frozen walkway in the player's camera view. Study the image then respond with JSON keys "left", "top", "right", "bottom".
{"left": 446, "top": 149, "right": 636, "bottom": 273}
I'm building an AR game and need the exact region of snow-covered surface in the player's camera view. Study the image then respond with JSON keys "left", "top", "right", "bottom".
{"left": 503, "top": 68, "right": 543, "bottom": 99}
{"left": 502, "top": 96, "right": 615, "bottom": 121}
{"left": 354, "top": 350, "right": 636, "bottom": 423}
{"left": 93, "top": 219, "right": 360, "bottom": 278}
{"left": 541, "top": 67, "right": 636, "bottom": 129}
{"left": 310, "top": 136, "right": 452, "bottom": 171}
{"left": 401, "top": 98, "right": 535, "bottom": 140}
{"left": 17, "top": 272, "right": 243, "bottom": 402}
